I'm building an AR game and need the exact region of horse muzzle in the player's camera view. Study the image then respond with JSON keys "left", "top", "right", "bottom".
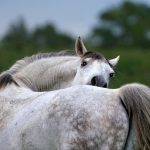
{"left": 91, "top": 76, "right": 108, "bottom": 88}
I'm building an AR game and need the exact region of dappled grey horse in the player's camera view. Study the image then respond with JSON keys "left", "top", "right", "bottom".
{"left": 0, "top": 82, "right": 150, "bottom": 150}
{"left": 0, "top": 37, "right": 119, "bottom": 91}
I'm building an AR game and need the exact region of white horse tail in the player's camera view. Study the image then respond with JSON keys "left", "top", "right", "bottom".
{"left": 119, "top": 83, "right": 150, "bottom": 149}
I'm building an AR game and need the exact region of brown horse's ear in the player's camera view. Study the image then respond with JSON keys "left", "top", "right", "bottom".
{"left": 75, "top": 36, "right": 87, "bottom": 57}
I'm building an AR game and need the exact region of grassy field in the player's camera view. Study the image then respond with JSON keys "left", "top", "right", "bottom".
{"left": 0, "top": 48, "right": 150, "bottom": 88}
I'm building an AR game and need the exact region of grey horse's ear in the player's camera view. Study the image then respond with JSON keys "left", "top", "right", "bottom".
{"left": 75, "top": 37, "right": 87, "bottom": 57}
{"left": 109, "top": 56, "right": 120, "bottom": 67}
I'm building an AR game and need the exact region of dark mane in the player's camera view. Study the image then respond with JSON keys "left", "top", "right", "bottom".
{"left": 0, "top": 73, "right": 19, "bottom": 89}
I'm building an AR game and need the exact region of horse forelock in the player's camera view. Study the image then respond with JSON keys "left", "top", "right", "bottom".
{"left": 82, "top": 52, "right": 105, "bottom": 60}
{"left": 82, "top": 51, "right": 113, "bottom": 67}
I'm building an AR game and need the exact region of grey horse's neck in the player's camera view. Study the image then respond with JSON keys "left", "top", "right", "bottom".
{"left": 13, "top": 56, "right": 79, "bottom": 91}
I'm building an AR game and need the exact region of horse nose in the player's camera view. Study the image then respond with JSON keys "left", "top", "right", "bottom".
{"left": 91, "top": 76, "right": 107, "bottom": 88}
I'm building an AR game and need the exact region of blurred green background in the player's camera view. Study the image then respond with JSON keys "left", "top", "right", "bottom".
{"left": 0, "top": 1, "right": 150, "bottom": 88}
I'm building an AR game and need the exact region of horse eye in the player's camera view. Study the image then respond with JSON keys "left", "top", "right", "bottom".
{"left": 109, "top": 73, "right": 115, "bottom": 78}
{"left": 81, "top": 61, "right": 87, "bottom": 67}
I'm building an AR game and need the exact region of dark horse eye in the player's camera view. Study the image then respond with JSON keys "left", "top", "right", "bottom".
{"left": 81, "top": 61, "right": 87, "bottom": 67}
{"left": 109, "top": 73, "right": 115, "bottom": 78}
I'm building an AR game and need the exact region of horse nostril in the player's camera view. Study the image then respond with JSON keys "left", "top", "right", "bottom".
{"left": 91, "top": 76, "right": 97, "bottom": 86}
{"left": 103, "top": 83, "right": 107, "bottom": 88}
